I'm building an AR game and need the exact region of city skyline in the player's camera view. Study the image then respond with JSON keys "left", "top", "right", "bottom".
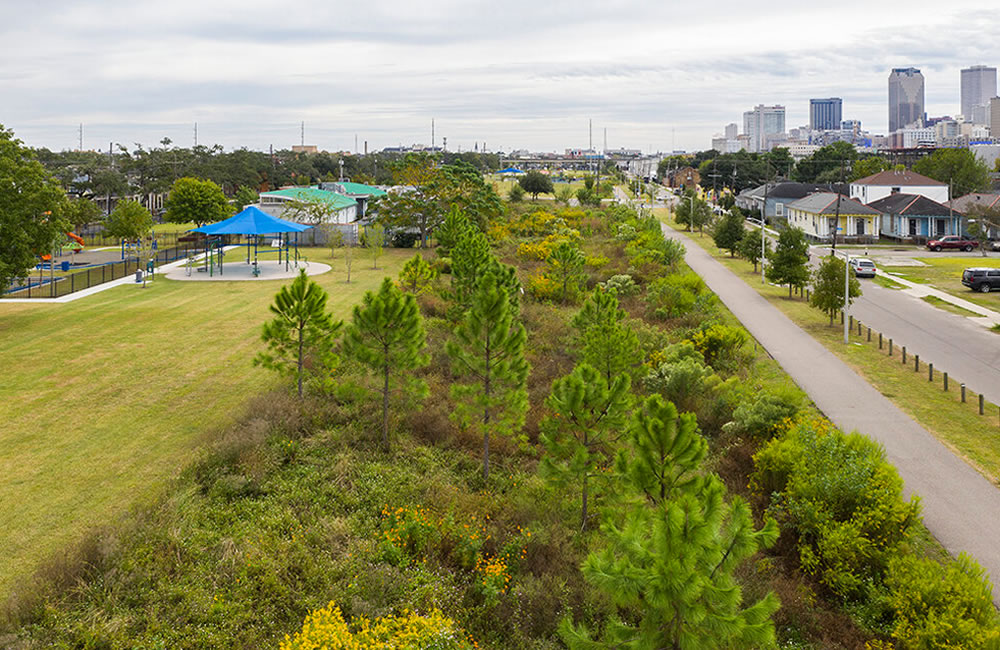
{"left": 2, "top": 0, "right": 998, "bottom": 154}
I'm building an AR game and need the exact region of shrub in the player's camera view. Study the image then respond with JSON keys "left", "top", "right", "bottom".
{"left": 645, "top": 272, "right": 714, "bottom": 320}
{"left": 280, "top": 602, "right": 475, "bottom": 649}
{"left": 643, "top": 356, "right": 713, "bottom": 413}
{"left": 885, "top": 553, "right": 1000, "bottom": 648}
{"left": 584, "top": 255, "right": 609, "bottom": 269}
{"left": 599, "top": 274, "right": 638, "bottom": 296}
{"left": 390, "top": 230, "right": 420, "bottom": 248}
{"left": 508, "top": 184, "right": 525, "bottom": 202}
{"left": 687, "top": 323, "right": 748, "bottom": 369}
{"left": 753, "top": 416, "right": 921, "bottom": 600}
{"left": 725, "top": 389, "right": 802, "bottom": 439}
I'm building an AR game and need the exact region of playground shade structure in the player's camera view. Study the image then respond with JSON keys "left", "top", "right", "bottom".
{"left": 191, "top": 206, "right": 313, "bottom": 276}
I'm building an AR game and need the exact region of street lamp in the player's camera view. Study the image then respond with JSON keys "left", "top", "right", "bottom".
{"left": 843, "top": 250, "right": 851, "bottom": 344}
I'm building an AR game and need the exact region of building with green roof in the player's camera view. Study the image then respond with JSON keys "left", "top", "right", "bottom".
{"left": 317, "top": 181, "right": 387, "bottom": 218}
{"left": 259, "top": 187, "right": 359, "bottom": 224}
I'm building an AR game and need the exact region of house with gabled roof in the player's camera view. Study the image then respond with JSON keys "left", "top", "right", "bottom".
{"left": 950, "top": 193, "right": 1000, "bottom": 239}
{"left": 849, "top": 169, "right": 948, "bottom": 204}
{"left": 868, "top": 193, "right": 963, "bottom": 241}
{"left": 786, "top": 193, "right": 882, "bottom": 243}
{"left": 258, "top": 187, "right": 359, "bottom": 224}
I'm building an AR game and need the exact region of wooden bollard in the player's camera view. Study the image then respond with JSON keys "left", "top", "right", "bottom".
{"left": 962, "top": 384, "right": 967, "bottom": 403}
{"left": 914, "top": 355, "right": 919, "bottom": 372}
{"left": 879, "top": 332, "right": 883, "bottom": 349}
{"left": 849, "top": 315, "right": 854, "bottom": 330}
{"left": 902, "top": 346, "right": 907, "bottom": 364}
{"left": 889, "top": 339, "right": 893, "bottom": 356}
{"left": 867, "top": 327, "right": 871, "bottom": 342}
{"left": 929, "top": 363, "right": 933, "bottom": 382}
{"left": 980, "top": 394, "right": 985, "bottom": 415}
{"left": 944, "top": 372, "right": 949, "bottom": 391}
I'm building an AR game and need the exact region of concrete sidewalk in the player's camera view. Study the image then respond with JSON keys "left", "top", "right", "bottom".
{"left": 663, "top": 223, "right": 1000, "bottom": 604}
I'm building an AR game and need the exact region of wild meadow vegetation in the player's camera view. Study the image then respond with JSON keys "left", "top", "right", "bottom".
{"left": 4, "top": 200, "right": 999, "bottom": 648}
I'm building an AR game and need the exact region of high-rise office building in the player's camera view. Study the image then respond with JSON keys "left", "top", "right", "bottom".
{"left": 991, "top": 97, "right": 1000, "bottom": 139}
{"left": 961, "top": 65, "right": 997, "bottom": 124}
{"left": 743, "top": 105, "right": 785, "bottom": 152}
{"left": 725, "top": 123, "right": 738, "bottom": 140}
{"left": 888, "top": 67, "right": 925, "bottom": 133}
{"left": 810, "top": 98, "right": 843, "bottom": 131}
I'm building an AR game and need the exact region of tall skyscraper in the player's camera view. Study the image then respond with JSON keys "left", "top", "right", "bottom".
{"left": 961, "top": 65, "right": 997, "bottom": 124}
{"left": 743, "top": 105, "right": 785, "bottom": 152}
{"left": 888, "top": 67, "right": 925, "bottom": 133}
{"left": 809, "top": 98, "right": 843, "bottom": 131}
{"left": 991, "top": 97, "right": 1000, "bottom": 139}
{"left": 725, "top": 123, "right": 738, "bottom": 140}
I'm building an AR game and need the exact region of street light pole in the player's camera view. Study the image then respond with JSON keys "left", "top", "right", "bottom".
{"left": 761, "top": 165, "right": 770, "bottom": 283}
{"left": 843, "top": 250, "right": 850, "bottom": 344}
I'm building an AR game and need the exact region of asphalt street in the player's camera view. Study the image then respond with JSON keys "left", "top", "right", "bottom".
{"left": 662, "top": 223, "right": 1000, "bottom": 605}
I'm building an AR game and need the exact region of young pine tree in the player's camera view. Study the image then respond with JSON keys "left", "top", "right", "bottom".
{"left": 446, "top": 270, "right": 529, "bottom": 480}
{"left": 344, "top": 277, "right": 429, "bottom": 450}
{"left": 449, "top": 226, "right": 491, "bottom": 308}
{"left": 398, "top": 253, "right": 437, "bottom": 294}
{"left": 434, "top": 205, "right": 473, "bottom": 257}
{"left": 810, "top": 254, "right": 861, "bottom": 325}
{"left": 571, "top": 288, "right": 627, "bottom": 335}
{"left": 766, "top": 226, "right": 810, "bottom": 298}
{"left": 540, "top": 363, "right": 631, "bottom": 530}
{"left": 560, "top": 395, "right": 780, "bottom": 649}
{"left": 547, "top": 240, "right": 586, "bottom": 304}
{"left": 255, "top": 269, "right": 342, "bottom": 398}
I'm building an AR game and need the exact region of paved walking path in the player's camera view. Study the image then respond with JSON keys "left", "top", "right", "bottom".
{"left": 663, "top": 224, "right": 1000, "bottom": 604}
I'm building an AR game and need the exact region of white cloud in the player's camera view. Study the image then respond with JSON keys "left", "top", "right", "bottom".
{"left": 1, "top": 0, "right": 996, "bottom": 153}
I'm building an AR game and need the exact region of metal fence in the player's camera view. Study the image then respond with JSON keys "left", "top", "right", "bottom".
{"left": 4, "top": 244, "right": 200, "bottom": 299}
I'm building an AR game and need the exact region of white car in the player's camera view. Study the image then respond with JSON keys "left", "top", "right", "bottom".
{"left": 850, "top": 258, "right": 877, "bottom": 278}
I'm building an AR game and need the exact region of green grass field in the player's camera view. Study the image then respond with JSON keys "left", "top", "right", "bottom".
{"left": 656, "top": 211, "right": 1000, "bottom": 484}
{"left": 882, "top": 257, "right": 1000, "bottom": 310}
{"left": 0, "top": 247, "right": 414, "bottom": 596}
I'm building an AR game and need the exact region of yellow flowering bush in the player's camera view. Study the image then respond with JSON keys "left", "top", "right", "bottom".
{"left": 379, "top": 505, "right": 439, "bottom": 566}
{"left": 280, "top": 603, "right": 475, "bottom": 649}
{"left": 526, "top": 273, "right": 562, "bottom": 302}
{"left": 516, "top": 239, "right": 556, "bottom": 261}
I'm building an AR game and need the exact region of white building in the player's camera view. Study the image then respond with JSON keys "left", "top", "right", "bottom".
{"left": 743, "top": 105, "right": 785, "bottom": 153}
{"left": 849, "top": 170, "right": 948, "bottom": 205}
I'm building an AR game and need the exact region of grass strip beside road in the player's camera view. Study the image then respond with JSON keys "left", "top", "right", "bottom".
{"left": 883, "top": 257, "right": 1000, "bottom": 311}
{"left": 657, "top": 211, "right": 1000, "bottom": 485}
{"left": 0, "top": 247, "right": 413, "bottom": 596}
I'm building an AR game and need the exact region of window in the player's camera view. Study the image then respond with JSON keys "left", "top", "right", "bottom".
{"left": 775, "top": 202, "right": 784, "bottom": 217}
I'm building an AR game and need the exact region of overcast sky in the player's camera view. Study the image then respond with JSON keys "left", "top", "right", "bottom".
{"left": 2, "top": 0, "right": 997, "bottom": 155}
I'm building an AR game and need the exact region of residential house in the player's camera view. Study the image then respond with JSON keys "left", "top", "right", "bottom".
{"left": 950, "top": 193, "right": 1000, "bottom": 239}
{"left": 735, "top": 181, "right": 848, "bottom": 222}
{"left": 786, "top": 193, "right": 881, "bottom": 243}
{"left": 663, "top": 166, "right": 701, "bottom": 189}
{"left": 849, "top": 169, "right": 948, "bottom": 204}
{"left": 868, "top": 193, "right": 963, "bottom": 241}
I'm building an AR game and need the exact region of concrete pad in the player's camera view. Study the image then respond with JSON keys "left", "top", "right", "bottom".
{"left": 164, "top": 260, "right": 330, "bottom": 282}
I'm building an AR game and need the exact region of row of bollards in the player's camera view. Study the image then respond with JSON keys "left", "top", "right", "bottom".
{"left": 851, "top": 317, "right": 997, "bottom": 426}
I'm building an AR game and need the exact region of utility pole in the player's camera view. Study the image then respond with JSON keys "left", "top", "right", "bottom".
{"left": 843, "top": 249, "right": 851, "bottom": 344}
{"left": 300, "top": 121, "right": 305, "bottom": 147}
{"left": 831, "top": 158, "right": 845, "bottom": 254}
{"left": 761, "top": 161, "right": 770, "bottom": 283}
{"left": 78, "top": 123, "right": 83, "bottom": 151}
{"left": 194, "top": 122, "right": 198, "bottom": 147}
{"left": 431, "top": 119, "right": 435, "bottom": 149}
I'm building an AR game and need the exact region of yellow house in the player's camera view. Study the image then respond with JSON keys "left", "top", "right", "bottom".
{"left": 785, "top": 192, "right": 882, "bottom": 243}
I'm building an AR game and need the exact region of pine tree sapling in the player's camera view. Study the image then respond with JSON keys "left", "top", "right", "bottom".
{"left": 547, "top": 240, "right": 586, "bottom": 304}
{"left": 571, "top": 288, "right": 626, "bottom": 335}
{"left": 344, "top": 277, "right": 429, "bottom": 450}
{"left": 255, "top": 270, "right": 343, "bottom": 398}
{"left": 767, "top": 226, "right": 810, "bottom": 298}
{"left": 446, "top": 271, "right": 529, "bottom": 480}
{"left": 810, "top": 254, "right": 861, "bottom": 325}
{"left": 449, "top": 226, "right": 491, "bottom": 308}
{"left": 540, "top": 364, "right": 630, "bottom": 530}
{"left": 560, "top": 394, "right": 781, "bottom": 649}
{"left": 398, "top": 253, "right": 437, "bottom": 294}
{"left": 435, "top": 206, "right": 473, "bottom": 258}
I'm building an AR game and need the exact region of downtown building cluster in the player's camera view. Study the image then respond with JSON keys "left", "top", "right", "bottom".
{"left": 711, "top": 65, "right": 1000, "bottom": 162}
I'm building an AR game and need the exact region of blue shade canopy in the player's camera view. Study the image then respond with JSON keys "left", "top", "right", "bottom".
{"left": 191, "top": 206, "right": 312, "bottom": 235}
{"left": 497, "top": 167, "right": 525, "bottom": 174}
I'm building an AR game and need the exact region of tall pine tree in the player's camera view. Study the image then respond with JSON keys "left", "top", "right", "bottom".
{"left": 540, "top": 363, "right": 631, "bottom": 530}
{"left": 446, "top": 270, "right": 529, "bottom": 479}
{"left": 560, "top": 395, "right": 780, "bottom": 649}
{"left": 344, "top": 277, "right": 429, "bottom": 450}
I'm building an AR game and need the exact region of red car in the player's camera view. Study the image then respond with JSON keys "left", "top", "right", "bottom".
{"left": 926, "top": 236, "right": 979, "bottom": 252}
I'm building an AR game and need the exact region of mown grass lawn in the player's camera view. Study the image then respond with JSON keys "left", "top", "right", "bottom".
{"left": 882, "top": 257, "right": 1000, "bottom": 310}
{"left": 0, "top": 247, "right": 414, "bottom": 596}
{"left": 656, "top": 211, "right": 1000, "bottom": 484}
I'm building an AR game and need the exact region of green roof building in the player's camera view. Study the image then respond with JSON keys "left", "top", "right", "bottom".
{"left": 259, "top": 187, "right": 359, "bottom": 224}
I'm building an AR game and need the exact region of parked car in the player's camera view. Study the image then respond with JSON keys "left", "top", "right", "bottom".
{"left": 850, "top": 258, "right": 877, "bottom": 278}
{"left": 926, "top": 236, "right": 979, "bottom": 252}
{"left": 961, "top": 268, "right": 1000, "bottom": 293}
{"left": 990, "top": 240, "right": 1000, "bottom": 252}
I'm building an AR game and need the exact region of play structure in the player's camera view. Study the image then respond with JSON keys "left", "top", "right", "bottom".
{"left": 191, "top": 206, "right": 311, "bottom": 277}
{"left": 39, "top": 232, "right": 85, "bottom": 263}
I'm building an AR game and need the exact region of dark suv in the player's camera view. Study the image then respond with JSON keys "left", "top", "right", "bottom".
{"left": 961, "top": 268, "right": 1000, "bottom": 293}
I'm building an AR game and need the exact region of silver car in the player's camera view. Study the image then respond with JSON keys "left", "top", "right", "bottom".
{"left": 850, "top": 258, "right": 877, "bottom": 278}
